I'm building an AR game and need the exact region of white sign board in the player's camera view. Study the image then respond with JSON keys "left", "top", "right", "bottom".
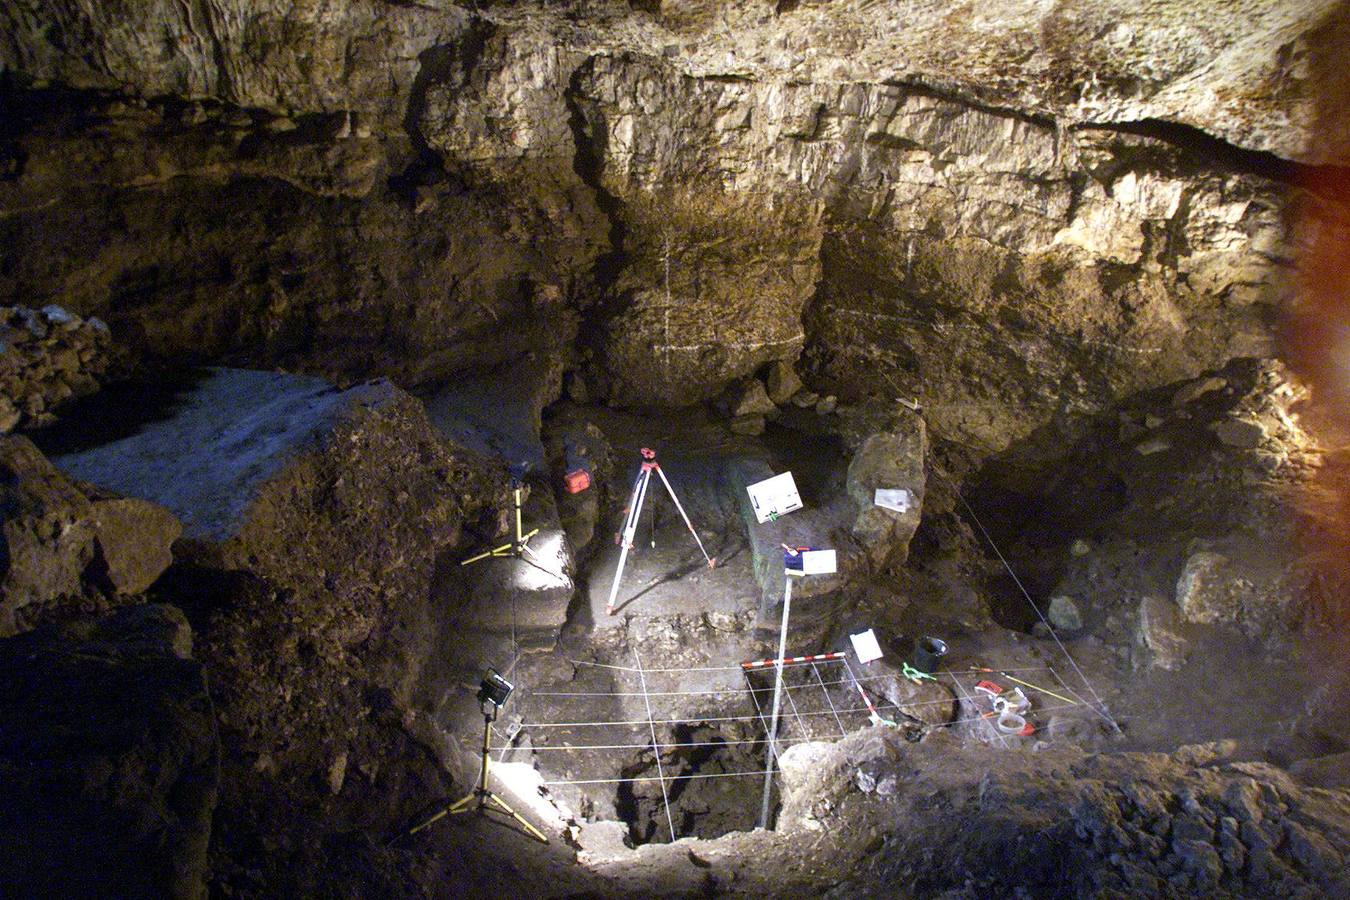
{"left": 849, "top": 628, "right": 884, "bottom": 664}
{"left": 799, "top": 549, "right": 837, "bottom": 575}
{"left": 874, "top": 488, "right": 911, "bottom": 514}
{"left": 746, "top": 471, "right": 803, "bottom": 524}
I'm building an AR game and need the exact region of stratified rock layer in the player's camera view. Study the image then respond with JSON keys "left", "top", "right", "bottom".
{"left": 2, "top": 2, "right": 1333, "bottom": 454}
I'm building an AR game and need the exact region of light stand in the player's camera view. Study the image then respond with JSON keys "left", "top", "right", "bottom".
{"left": 460, "top": 476, "right": 543, "bottom": 567}
{"left": 408, "top": 670, "right": 548, "bottom": 844}
{"left": 604, "top": 447, "right": 716, "bottom": 616}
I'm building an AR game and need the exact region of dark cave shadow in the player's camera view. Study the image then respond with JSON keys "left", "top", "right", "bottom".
{"left": 29, "top": 367, "right": 210, "bottom": 457}
{"left": 392, "top": 798, "right": 547, "bottom": 849}
{"left": 608, "top": 558, "right": 714, "bottom": 614}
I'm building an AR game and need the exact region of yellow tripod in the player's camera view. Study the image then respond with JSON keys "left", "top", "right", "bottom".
{"left": 408, "top": 704, "right": 548, "bottom": 844}
{"left": 461, "top": 483, "right": 541, "bottom": 567}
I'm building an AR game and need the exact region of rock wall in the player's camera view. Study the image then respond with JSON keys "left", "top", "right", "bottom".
{"left": 0, "top": 434, "right": 180, "bottom": 636}
{"left": 0, "top": 88, "right": 607, "bottom": 388}
{"left": 3, "top": 1, "right": 1340, "bottom": 456}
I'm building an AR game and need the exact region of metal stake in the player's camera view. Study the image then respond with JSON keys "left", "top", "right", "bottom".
{"left": 759, "top": 568, "right": 795, "bottom": 830}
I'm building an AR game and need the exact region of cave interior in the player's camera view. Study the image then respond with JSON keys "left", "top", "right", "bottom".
{"left": 1, "top": 1, "right": 1349, "bottom": 897}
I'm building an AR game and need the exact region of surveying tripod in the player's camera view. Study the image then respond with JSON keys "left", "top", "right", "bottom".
{"left": 604, "top": 447, "right": 715, "bottom": 616}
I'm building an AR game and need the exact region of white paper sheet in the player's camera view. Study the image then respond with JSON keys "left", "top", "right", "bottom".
{"left": 799, "top": 549, "right": 837, "bottom": 575}
{"left": 849, "top": 629, "right": 884, "bottom": 663}
{"left": 746, "top": 471, "right": 804, "bottom": 524}
{"left": 873, "top": 488, "right": 911, "bottom": 513}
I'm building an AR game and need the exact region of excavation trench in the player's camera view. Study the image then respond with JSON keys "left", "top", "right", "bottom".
{"left": 614, "top": 721, "right": 774, "bottom": 844}
{"left": 506, "top": 647, "right": 894, "bottom": 845}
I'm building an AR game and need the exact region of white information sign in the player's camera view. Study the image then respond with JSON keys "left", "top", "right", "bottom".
{"left": 849, "top": 628, "right": 884, "bottom": 664}
{"left": 746, "top": 471, "right": 803, "bottom": 524}
{"left": 799, "top": 549, "right": 837, "bottom": 575}
{"left": 874, "top": 488, "right": 911, "bottom": 514}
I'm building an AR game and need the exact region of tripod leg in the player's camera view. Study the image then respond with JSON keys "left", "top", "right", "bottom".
{"left": 653, "top": 465, "right": 715, "bottom": 568}
{"left": 512, "top": 487, "right": 524, "bottom": 553}
{"left": 484, "top": 793, "right": 550, "bottom": 844}
{"left": 409, "top": 806, "right": 451, "bottom": 835}
{"left": 447, "top": 793, "right": 477, "bottom": 814}
{"left": 605, "top": 469, "right": 650, "bottom": 615}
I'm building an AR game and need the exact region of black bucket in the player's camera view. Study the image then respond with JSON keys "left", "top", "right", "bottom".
{"left": 906, "top": 635, "right": 948, "bottom": 674}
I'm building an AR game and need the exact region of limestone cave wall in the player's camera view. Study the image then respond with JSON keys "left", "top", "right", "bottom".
{"left": 3, "top": 0, "right": 1343, "bottom": 456}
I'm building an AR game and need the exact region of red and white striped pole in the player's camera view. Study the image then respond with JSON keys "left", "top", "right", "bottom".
{"left": 741, "top": 651, "right": 845, "bottom": 670}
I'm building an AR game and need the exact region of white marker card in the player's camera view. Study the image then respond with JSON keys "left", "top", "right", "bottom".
{"left": 746, "top": 471, "right": 803, "bottom": 524}
{"left": 874, "top": 488, "right": 911, "bottom": 513}
{"left": 849, "top": 629, "right": 884, "bottom": 663}
{"left": 799, "top": 549, "right": 837, "bottom": 575}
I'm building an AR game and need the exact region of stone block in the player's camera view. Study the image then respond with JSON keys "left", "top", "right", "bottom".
{"left": 1211, "top": 418, "right": 1266, "bottom": 449}
{"left": 1135, "top": 595, "right": 1190, "bottom": 670}
{"left": 764, "top": 359, "right": 803, "bottom": 405}
{"left": 726, "top": 379, "right": 778, "bottom": 417}
{"left": 1175, "top": 550, "right": 1247, "bottom": 625}
{"left": 1048, "top": 595, "right": 1083, "bottom": 631}
{"left": 845, "top": 412, "right": 926, "bottom": 569}
{"left": 88, "top": 497, "right": 182, "bottom": 595}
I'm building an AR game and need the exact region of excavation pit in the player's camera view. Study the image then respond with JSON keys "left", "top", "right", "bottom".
{"left": 510, "top": 652, "right": 901, "bottom": 842}
{"left": 614, "top": 722, "right": 773, "bottom": 844}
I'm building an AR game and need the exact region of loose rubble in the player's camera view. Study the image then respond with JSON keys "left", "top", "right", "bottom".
{"left": 0, "top": 305, "right": 122, "bottom": 433}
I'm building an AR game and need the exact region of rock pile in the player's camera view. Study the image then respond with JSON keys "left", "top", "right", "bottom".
{"left": 715, "top": 360, "right": 839, "bottom": 435}
{"left": 777, "top": 728, "right": 1350, "bottom": 898}
{"left": 0, "top": 305, "right": 121, "bottom": 433}
{"left": 1065, "top": 761, "right": 1348, "bottom": 896}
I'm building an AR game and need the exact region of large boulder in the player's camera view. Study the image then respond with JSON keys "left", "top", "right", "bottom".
{"left": 50, "top": 367, "right": 510, "bottom": 890}
{"left": 844, "top": 409, "right": 928, "bottom": 569}
{"left": 1135, "top": 594, "right": 1191, "bottom": 671}
{"left": 1171, "top": 537, "right": 1301, "bottom": 637}
{"left": 764, "top": 360, "right": 804, "bottom": 406}
{"left": 1, "top": 435, "right": 180, "bottom": 635}
{"left": 862, "top": 656, "right": 958, "bottom": 727}
{"left": 53, "top": 367, "right": 503, "bottom": 699}
{"left": 0, "top": 435, "right": 95, "bottom": 630}
{"left": 83, "top": 493, "right": 182, "bottom": 595}
{"left": 0, "top": 604, "right": 218, "bottom": 899}
{"left": 1175, "top": 549, "right": 1249, "bottom": 625}
{"left": 723, "top": 378, "right": 779, "bottom": 418}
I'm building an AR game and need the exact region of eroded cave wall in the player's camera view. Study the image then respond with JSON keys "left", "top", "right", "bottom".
{"left": 0, "top": 0, "right": 1339, "bottom": 450}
